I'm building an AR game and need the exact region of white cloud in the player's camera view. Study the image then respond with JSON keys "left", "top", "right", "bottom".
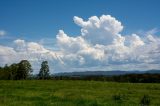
{"left": 0, "top": 45, "right": 17, "bottom": 65}
{"left": 147, "top": 35, "right": 157, "bottom": 43}
{"left": 0, "top": 30, "right": 6, "bottom": 36}
{"left": 129, "top": 34, "right": 144, "bottom": 48}
{"left": 74, "top": 15, "right": 123, "bottom": 45}
{"left": 56, "top": 30, "right": 89, "bottom": 53}
{"left": 146, "top": 28, "right": 158, "bottom": 35}
{"left": 0, "top": 15, "right": 160, "bottom": 73}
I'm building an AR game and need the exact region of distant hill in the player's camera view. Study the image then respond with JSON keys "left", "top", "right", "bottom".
{"left": 54, "top": 70, "right": 160, "bottom": 76}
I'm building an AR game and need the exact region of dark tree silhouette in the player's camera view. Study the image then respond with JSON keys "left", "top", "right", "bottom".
{"left": 16, "top": 60, "right": 32, "bottom": 80}
{"left": 9, "top": 63, "right": 19, "bottom": 80}
{"left": 38, "top": 61, "right": 50, "bottom": 79}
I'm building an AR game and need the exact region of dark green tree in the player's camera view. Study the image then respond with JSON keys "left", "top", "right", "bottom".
{"left": 16, "top": 60, "right": 32, "bottom": 80}
{"left": 3, "top": 64, "right": 11, "bottom": 79}
{"left": 4, "top": 64, "right": 9, "bottom": 71}
{"left": 0, "top": 65, "right": 7, "bottom": 80}
{"left": 38, "top": 61, "right": 50, "bottom": 79}
{"left": 9, "top": 63, "right": 19, "bottom": 80}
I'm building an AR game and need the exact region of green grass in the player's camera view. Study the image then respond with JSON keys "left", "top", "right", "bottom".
{"left": 0, "top": 80, "right": 160, "bottom": 106}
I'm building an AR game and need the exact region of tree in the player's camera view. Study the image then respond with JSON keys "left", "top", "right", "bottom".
{"left": 16, "top": 60, "right": 32, "bottom": 80}
{"left": 38, "top": 61, "right": 50, "bottom": 79}
{"left": 9, "top": 63, "right": 19, "bottom": 80}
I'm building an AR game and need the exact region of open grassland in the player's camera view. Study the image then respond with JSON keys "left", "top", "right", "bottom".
{"left": 0, "top": 80, "right": 160, "bottom": 106}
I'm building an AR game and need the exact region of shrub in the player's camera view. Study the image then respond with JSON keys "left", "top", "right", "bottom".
{"left": 112, "top": 94, "right": 123, "bottom": 103}
{"left": 140, "top": 95, "right": 151, "bottom": 106}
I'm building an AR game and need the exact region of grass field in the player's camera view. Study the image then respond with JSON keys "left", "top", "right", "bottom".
{"left": 0, "top": 80, "right": 160, "bottom": 106}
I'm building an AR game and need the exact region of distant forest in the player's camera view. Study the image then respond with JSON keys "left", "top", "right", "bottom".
{"left": 53, "top": 74, "right": 160, "bottom": 83}
{"left": 0, "top": 60, "right": 160, "bottom": 83}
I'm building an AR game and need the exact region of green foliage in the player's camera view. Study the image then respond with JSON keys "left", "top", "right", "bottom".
{"left": 140, "top": 95, "right": 151, "bottom": 106}
{"left": 112, "top": 94, "right": 123, "bottom": 103}
{"left": 16, "top": 60, "right": 32, "bottom": 80}
{"left": 0, "top": 60, "right": 32, "bottom": 80}
{"left": 9, "top": 63, "right": 19, "bottom": 80}
{"left": 1, "top": 60, "right": 160, "bottom": 83}
{"left": 52, "top": 74, "right": 160, "bottom": 83}
{"left": 38, "top": 61, "right": 50, "bottom": 79}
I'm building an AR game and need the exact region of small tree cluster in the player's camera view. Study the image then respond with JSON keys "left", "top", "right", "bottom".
{"left": 0, "top": 60, "right": 32, "bottom": 80}
{"left": 0, "top": 60, "right": 50, "bottom": 80}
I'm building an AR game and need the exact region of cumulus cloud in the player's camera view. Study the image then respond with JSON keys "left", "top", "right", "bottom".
{"left": 0, "top": 15, "right": 160, "bottom": 73}
{"left": 0, "top": 45, "right": 18, "bottom": 67}
{"left": 0, "top": 39, "right": 62, "bottom": 73}
{"left": 129, "top": 34, "right": 145, "bottom": 48}
{"left": 56, "top": 30, "right": 89, "bottom": 53}
{"left": 74, "top": 15, "right": 123, "bottom": 45}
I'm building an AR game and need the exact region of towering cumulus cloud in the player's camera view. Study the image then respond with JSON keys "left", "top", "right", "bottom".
{"left": 0, "top": 15, "right": 160, "bottom": 73}
{"left": 73, "top": 15, "right": 123, "bottom": 45}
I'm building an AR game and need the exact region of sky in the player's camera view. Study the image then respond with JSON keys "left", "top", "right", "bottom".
{"left": 0, "top": 0, "right": 160, "bottom": 73}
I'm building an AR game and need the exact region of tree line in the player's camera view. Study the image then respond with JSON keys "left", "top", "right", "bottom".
{"left": 0, "top": 60, "right": 50, "bottom": 80}
{"left": 0, "top": 60, "right": 160, "bottom": 83}
{"left": 52, "top": 74, "right": 160, "bottom": 83}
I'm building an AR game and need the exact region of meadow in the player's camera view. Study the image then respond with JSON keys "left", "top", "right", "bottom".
{"left": 0, "top": 80, "right": 160, "bottom": 106}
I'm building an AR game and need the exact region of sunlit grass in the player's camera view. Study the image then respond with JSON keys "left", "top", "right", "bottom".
{"left": 0, "top": 80, "right": 160, "bottom": 106}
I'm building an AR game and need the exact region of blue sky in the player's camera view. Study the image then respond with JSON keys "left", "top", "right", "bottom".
{"left": 0, "top": 0, "right": 160, "bottom": 41}
{"left": 0, "top": 0, "right": 160, "bottom": 73}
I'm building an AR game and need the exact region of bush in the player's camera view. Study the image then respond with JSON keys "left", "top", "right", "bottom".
{"left": 140, "top": 95, "right": 151, "bottom": 106}
{"left": 112, "top": 94, "right": 123, "bottom": 103}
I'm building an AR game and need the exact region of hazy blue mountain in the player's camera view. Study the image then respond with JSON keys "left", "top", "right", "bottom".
{"left": 54, "top": 70, "right": 160, "bottom": 76}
